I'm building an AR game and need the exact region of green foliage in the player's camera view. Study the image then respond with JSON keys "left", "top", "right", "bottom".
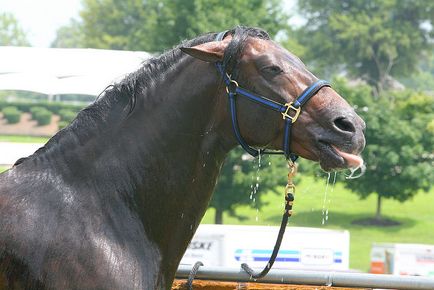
{"left": 58, "top": 121, "right": 70, "bottom": 130}
{"left": 0, "top": 12, "right": 30, "bottom": 46}
{"left": 57, "top": 109, "right": 77, "bottom": 129}
{"left": 2, "top": 106, "right": 22, "bottom": 124}
{"left": 51, "top": 19, "right": 84, "bottom": 48}
{"left": 31, "top": 107, "right": 53, "bottom": 126}
{"left": 332, "top": 79, "right": 434, "bottom": 217}
{"left": 58, "top": 109, "right": 77, "bottom": 123}
{"left": 0, "top": 101, "right": 83, "bottom": 115}
{"left": 297, "top": 0, "right": 434, "bottom": 92}
{"left": 210, "top": 147, "right": 288, "bottom": 224}
{"left": 76, "top": 0, "right": 288, "bottom": 52}
{"left": 279, "top": 28, "right": 307, "bottom": 59}
{"left": 399, "top": 53, "right": 434, "bottom": 92}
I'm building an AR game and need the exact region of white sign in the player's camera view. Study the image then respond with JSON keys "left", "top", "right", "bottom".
{"left": 180, "top": 224, "right": 350, "bottom": 271}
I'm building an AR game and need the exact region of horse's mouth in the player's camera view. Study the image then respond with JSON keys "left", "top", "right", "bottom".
{"left": 317, "top": 141, "right": 364, "bottom": 172}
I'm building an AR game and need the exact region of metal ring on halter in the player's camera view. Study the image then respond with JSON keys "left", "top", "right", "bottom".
{"left": 226, "top": 79, "right": 238, "bottom": 94}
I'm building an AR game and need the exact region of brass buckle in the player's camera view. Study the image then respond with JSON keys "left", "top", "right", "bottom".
{"left": 281, "top": 102, "right": 301, "bottom": 123}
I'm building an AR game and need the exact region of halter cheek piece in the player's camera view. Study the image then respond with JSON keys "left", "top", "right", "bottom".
{"left": 214, "top": 31, "right": 331, "bottom": 161}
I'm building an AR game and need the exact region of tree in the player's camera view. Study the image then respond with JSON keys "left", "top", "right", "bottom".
{"left": 399, "top": 52, "right": 434, "bottom": 92}
{"left": 0, "top": 12, "right": 30, "bottom": 46}
{"left": 210, "top": 147, "right": 288, "bottom": 224}
{"left": 333, "top": 78, "right": 434, "bottom": 221}
{"left": 51, "top": 19, "right": 85, "bottom": 48}
{"left": 77, "top": 0, "right": 288, "bottom": 52}
{"left": 297, "top": 0, "right": 434, "bottom": 95}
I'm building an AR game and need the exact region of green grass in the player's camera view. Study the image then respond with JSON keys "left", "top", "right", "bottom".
{"left": 0, "top": 166, "right": 10, "bottom": 173}
{"left": 201, "top": 174, "right": 434, "bottom": 272}
{"left": 0, "top": 135, "right": 49, "bottom": 143}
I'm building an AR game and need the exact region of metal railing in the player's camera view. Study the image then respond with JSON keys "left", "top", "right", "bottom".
{"left": 176, "top": 265, "right": 434, "bottom": 290}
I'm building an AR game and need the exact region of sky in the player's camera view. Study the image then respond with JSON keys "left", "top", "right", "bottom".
{"left": 1, "top": 0, "right": 300, "bottom": 48}
{"left": 1, "top": 0, "right": 82, "bottom": 47}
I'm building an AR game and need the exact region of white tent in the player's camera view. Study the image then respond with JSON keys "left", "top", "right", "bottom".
{"left": 0, "top": 46, "right": 152, "bottom": 96}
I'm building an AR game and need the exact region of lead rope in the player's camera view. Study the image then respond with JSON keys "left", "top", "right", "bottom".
{"left": 186, "top": 162, "right": 296, "bottom": 288}
{"left": 241, "top": 161, "right": 296, "bottom": 279}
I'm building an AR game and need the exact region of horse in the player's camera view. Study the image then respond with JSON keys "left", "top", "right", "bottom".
{"left": 0, "top": 26, "right": 365, "bottom": 289}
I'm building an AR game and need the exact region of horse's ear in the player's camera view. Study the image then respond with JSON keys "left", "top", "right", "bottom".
{"left": 180, "top": 41, "right": 227, "bottom": 63}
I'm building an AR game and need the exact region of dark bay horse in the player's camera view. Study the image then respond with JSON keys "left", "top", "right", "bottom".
{"left": 0, "top": 27, "right": 365, "bottom": 289}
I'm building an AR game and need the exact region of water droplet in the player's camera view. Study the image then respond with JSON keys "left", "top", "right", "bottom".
{"left": 321, "top": 173, "right": 331, "bottom": 225}
{"left": 258, "top": 153, "right": 262, "bottom": 168}
{"left": 332, "top": 172, "right": 337, "bottom": 192}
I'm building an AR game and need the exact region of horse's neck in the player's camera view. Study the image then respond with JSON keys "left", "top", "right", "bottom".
{"left": 32, "top": 57, "right": 231, "bottom": 284}
{"left": 117, "top": 59, "right": 232, "bottom": 280}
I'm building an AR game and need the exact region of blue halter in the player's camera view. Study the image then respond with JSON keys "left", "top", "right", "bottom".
{"left": 215, "top": 31, "right": 331, "bottom": 161}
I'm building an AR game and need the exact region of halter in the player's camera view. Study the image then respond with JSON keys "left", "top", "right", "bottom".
{"left": 215, "top": 31, "right": 331, "bottom": 161}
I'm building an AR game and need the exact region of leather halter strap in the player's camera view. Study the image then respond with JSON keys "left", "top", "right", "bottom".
{"left": 215, "top": 31, "right": 330, "bottom": 161}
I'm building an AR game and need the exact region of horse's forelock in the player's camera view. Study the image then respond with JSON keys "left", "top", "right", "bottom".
{"left": 223, "top": 26, "right": 270, "bottom": 79}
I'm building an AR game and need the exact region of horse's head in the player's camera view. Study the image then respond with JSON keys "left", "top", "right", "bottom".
{"left": 182, "top": 28, "right": 365, "bottom": 172}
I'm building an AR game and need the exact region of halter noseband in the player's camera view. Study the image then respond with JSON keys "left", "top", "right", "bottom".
{"left": 215, "top": 31, "right": 331, "bottom": 161}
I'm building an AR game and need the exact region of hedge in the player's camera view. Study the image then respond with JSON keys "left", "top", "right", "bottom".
{"left": 31, "top": 107, "right": 53, "bottom": 126}
{"left": 58, "top": 109, "right": 77, "bottom": 123}
{"left": 0, "top": 101, "right": 83, "bottom": 115}
{"left": 58, "top": 121, "right": 70, "bottom": 130}
{"left": 2, "top": 106, "right": 22, "bottom": 124}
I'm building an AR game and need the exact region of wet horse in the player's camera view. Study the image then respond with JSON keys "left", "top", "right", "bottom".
{"left": 0, "top": 27, "right": 365, "bottom": 289}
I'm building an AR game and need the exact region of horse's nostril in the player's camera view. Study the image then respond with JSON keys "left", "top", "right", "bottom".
{"left": 334, "top": 117, "right": 356, "bottom": 133}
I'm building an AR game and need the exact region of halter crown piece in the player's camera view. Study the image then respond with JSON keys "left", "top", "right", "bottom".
{"left": 214, "top": 31, "right": 331, "bottom": 161}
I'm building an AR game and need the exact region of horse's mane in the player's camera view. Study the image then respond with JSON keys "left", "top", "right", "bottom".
{"left": 14, "top": 26, "right": 269, "bottom": 166}
{"left": 102, "top": 26, "right": 269, "bottom": 113}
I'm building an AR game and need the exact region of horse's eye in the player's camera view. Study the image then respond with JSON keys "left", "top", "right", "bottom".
{"left": 261, "top": 65, "right": 283, "bottom": 76}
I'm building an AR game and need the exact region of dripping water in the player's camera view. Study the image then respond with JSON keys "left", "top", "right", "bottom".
{"left": 255, "top": 153, "right": 262, "bottom": 222}
{"left": 345, "top": 163, "right": 366, "bottom": 179}
{"left": 250, "top": 153, "right": 262, "bottom": 201}
{"left": 249, "top": 153, "right": 263, "bottom": 223}
{"left": 322, "top": 172, "right": 338, "bottom": 225}
{"left": 321, "top": 172, "right": 331, "bottom": 225}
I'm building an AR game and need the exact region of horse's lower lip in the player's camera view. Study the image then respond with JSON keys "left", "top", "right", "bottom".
{"left": 317, "top": 141, "right": 346, "bottom": 170}
{"left": 331, "top": 145, "right": 364, "bottom": 168}
{"left": 318, "top": 141, "right": 363, "bottom": 170}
